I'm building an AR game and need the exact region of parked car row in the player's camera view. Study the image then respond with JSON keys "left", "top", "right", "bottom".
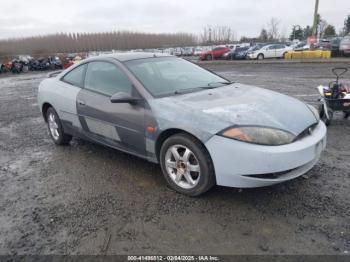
{"left": 3, "top": 36, "right": 350, "bottom": 74}
{"left": 198, "top": 36, "right": 350, "bottom": 61}
{"left": 198, "top": 43, "right": 292, "bottom": 61}
{"left": 0, "top": 56, "right": 64, "bottom": 74}
{"left": 0, "top": 54, "right": 88, "bottom": 75}
{"left": 292, "top": 36, "right": 350, "bottom": 57}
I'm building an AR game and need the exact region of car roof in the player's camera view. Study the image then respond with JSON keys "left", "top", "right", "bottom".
{"left": 88, "top": 52, "right": 173, "bottom": 62}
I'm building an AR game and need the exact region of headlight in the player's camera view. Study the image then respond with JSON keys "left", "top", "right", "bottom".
{"left": 307, "top": 105, "right": 320, "bottom": 122}
{"left": 219, "top": 126, "right": 295, "bottom": 146}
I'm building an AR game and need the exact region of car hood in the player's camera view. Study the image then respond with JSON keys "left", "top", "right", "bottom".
{"left": 149, "top": 83, "right": 318, "bottom": 141}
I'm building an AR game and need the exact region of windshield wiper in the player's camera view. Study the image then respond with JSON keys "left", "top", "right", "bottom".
{"left": 173, "top": 81, "right": 232, "bottom": 95}
{"left": 174, "top": 87, "right": 204, "bottom": 94}
{"left": 207, "top": 81, "right": 232, "bottom": 87}
{"left": 193, "top": 81, "right": 232, "bottom": 90}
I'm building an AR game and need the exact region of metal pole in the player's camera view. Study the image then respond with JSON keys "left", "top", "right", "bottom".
{"left": 312, "top": 0, "right": 319, "bottom": 36}
{"left": 293, "top": 25, "right": 296, "bottom": 40}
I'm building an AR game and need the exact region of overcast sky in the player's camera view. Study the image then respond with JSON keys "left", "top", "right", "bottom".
{"left": 0, "top": 0, "right": 349, "bottom": 40}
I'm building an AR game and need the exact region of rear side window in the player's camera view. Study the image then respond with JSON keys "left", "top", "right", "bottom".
{"left": 85, "top": 61, "right": 133, "bottom": 96}
{"left": 343, "top": 38, "right": 350, "bottom": 44}
{"left": 62, "top": 64, "right": 86, "bottom": 87}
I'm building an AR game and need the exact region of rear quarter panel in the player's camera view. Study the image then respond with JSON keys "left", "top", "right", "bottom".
{"left": 38, "top": 78, "right": 81, "bottom": 128}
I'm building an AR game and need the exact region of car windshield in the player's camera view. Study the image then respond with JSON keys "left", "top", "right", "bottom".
{"left": 125, "top": 57, "right": 229, "bottom": 97}
{"left": 236, "top": 47, "right": 249, "bottom": 52}
{"left": 251, "top": 45, "right": 265, "bottom": 52}
{"left": 332, "top": 38, "right": 341, "bottom": 44}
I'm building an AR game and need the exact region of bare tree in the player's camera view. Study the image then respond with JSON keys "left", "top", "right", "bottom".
{"left": 318, "top": 19, "right": 328, "bottom": 38}
{"left": 200, "top": 25, "right": 236, "bottom": 44}
{"left": 267, "top": 17, "right": 281, "bottom": 40}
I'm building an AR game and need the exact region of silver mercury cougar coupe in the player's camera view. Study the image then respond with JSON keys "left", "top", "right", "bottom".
{"left": 38, "top": 53, "right": 326, "bottom": 196}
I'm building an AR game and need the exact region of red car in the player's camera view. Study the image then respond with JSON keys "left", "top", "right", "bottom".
{"left": 200, "top": 46, "right": 231, "bottom": 60}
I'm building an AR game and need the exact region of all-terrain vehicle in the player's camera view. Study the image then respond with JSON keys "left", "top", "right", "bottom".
{"left": 317, "top": 67, "right": 350, "bottom": 125}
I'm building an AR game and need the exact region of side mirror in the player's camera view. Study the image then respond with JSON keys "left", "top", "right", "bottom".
{"left": 110, "top": 92, "right": 141, "bottom": 104}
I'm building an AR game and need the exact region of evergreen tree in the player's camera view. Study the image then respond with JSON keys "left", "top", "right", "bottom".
{"left": 323, "top": 25, "right": 336, "bottom": 37}
{"left": 290, "top": 26, "right": 303, "bottom": 40}
{"left": 259, "top": 28, "right": 268, "bottom": 41}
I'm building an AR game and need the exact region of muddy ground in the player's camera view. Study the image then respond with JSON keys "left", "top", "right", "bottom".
{"left": 0, "top": 61, "right": 349, "bottom": 255}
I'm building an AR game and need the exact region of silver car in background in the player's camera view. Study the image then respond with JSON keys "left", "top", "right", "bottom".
{"left": 38, "top": 53, "right": 326, "bottom": 196}
{"left": 340, "top": 36, "right": 350, "bottom": 56}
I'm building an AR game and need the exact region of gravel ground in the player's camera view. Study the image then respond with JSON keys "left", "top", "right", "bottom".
{"left": 0, "top": 61, "right": 349, "bottom": 255}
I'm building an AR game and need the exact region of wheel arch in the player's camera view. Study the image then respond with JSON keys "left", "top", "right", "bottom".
{"left": 257, "top": 53, "right": 264, "bottom": 59}
{"left": 42, "top": 102, "right": 53, "bottom": 122}
{"left": 155, "top": 128, "right": 212, "bottom": 163}
{"left": 155, "top": 128, "right": 217, "bottom": 192}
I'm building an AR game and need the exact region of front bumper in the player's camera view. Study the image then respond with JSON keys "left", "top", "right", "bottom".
{"left": 205, "top": 121, "right": 327, "bottom": 188}
{"left": 246, "top": 53, "right": 255, "bottom": 59}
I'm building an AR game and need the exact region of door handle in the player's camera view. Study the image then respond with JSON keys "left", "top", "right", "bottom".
{"left": 78, "top": 100, "right": 86, "bottom": 106}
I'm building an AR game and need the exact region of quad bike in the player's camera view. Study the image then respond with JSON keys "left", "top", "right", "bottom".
{"left": 317, "top": 67, "right": 350, "bottom": 125}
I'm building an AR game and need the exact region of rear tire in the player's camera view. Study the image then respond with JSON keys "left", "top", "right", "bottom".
{"left": 159, "top": 133, "right": 215, "bottom": 196}
{"left": 46, "top": 107, "right": 72, "bottom": 145}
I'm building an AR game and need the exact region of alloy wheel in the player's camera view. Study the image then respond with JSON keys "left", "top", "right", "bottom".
{"left": 48, "top": 112, "right": 60, "bottom": 140}
{"left": 165, "top": 145, "right": 201, "bottom": 189}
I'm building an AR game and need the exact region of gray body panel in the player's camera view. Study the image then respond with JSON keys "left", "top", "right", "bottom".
{"left": 76, "top": 88, "right": 145, "bottom": 155}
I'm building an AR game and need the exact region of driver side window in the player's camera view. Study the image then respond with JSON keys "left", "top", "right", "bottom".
{"left": 85, "top": 61, "right": 133, "bottom": 96}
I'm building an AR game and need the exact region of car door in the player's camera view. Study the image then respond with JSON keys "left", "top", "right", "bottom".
{"left": 264, "top": 45, "right": 276, "bottom": 58}
{"left": 76, "top": 60, "right": 146, "bottom": 156}
{"left": 275, "top": 44, "right": 286, "bottom": 57}
{"left": 212, "top": 48, "right": 220, "bottom": 58}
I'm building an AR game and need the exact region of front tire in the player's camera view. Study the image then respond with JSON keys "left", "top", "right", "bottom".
{"left": 46, "top": 107, "right": 72, "bottom": 145}
{"left": 159, "top": 133, "right": 215, "bottom": 196}
{"left": 257, "top": 54, "right": 264, "bottom": 60}
{"left": 318, "top": 104, "right": 332, "bottom": 126}
{"left": 207, "top": 54, "right": 213, "bottom": 61}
